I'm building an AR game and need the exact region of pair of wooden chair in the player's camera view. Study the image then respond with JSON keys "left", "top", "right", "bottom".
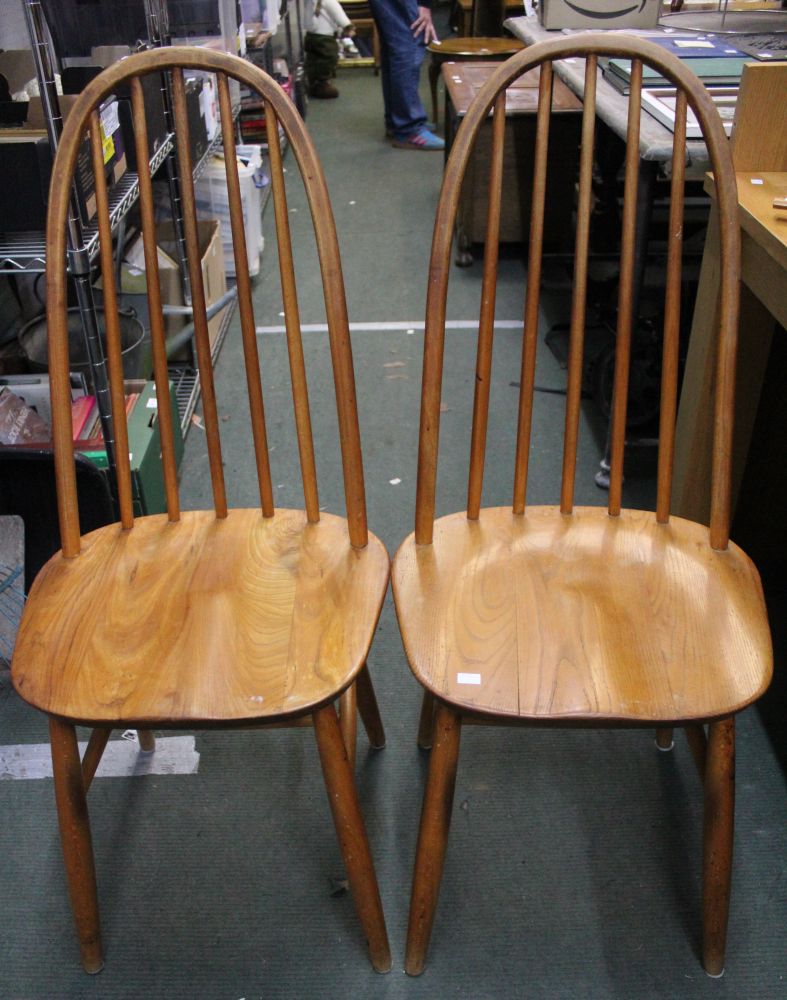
{"left": 11, "top": 39, "right": 772, "bottom": 980}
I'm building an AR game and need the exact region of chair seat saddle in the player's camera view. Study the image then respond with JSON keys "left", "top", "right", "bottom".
{"left": 14, "top": 509, "right": 390, "bottom": 726}
{"left": 393, "top": 506, "right": 772, "bottom": 723}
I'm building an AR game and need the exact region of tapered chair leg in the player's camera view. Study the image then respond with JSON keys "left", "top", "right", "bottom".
{"left": 356, "top": 663, "right": 386, "bottom": 749}
{"left": 416, "top": 690, "right": 436, "bottom": 750}
{"left": 339, "top": 684, "right": 358, "bottom": 770}
{"left": 405, "top": 702, "right": 462, "bottom": 976}
{"left": 702, "top": 716, "right": 735, "bottom": 978}
{"left": 49, "top": 717, "right": 103, "bottom": 974}
{"left": 312, "top": 704, "right": 392, "bottom": 973}
{"left": 655, "top": 727, "right": 674, "bottom": 751}
{"left": 137, "top": 730, "right": 156, "bottom": 753}
{"left": 81, "top": 728, "right": 111, "bottom": 792}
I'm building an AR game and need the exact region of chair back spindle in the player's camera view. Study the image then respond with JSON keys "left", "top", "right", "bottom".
{"left": 657, "top": 90, "right": 687, "bottom": 523}
{"left": 467, "top": 91, "right": 506, "bottom": 519}
{"left": 560, "top": 54, "right": 597, "bottom": 516}
{"left": 413, "top": 36, "right": 740, "bottom": 551}
{"left": 88, "top": 110, "right": 134, "bottom": 530}
{"left": 513, "top": 60, "right": 553, "bottom": 515}
{"left": 607, "top": 57, "right": 642, "bottom": 516}
{"left": 265, "top": 94, "right": 320, "bottom": 523}
{"left": 216, "top": 73, "right": 275, "bottom": 517}
{"left": 171, "top": 68, "right": 228, "bottom": 518}
{"left": 130, "top": 76, "right": 181, "bottom": 522}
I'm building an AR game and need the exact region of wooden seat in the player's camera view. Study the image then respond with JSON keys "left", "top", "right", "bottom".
{"left": 394, "top": 506, "right": 769, "bottom": 722}
{"left": 15, "top": 510, "right": 389, "bottom": 724}
{"left": 392, "top": 35, "right": 773, "bottom": 979}
{"left": 11, "top": 47, "right": 390, "bottom": 975}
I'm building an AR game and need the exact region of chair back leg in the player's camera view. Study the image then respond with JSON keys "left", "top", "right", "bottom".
{"left": 312, "top": 704, "right": 392, "bottom": 972}
{"left": 702, "top": 716, "right": 735, "bottom": 977}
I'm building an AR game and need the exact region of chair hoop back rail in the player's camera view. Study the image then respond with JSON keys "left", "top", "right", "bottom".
{"left": 413, "top": 34, "right": 740, "bottom": 550}
{"left": 46, "top": 46, "right": 368, "bottom": 555}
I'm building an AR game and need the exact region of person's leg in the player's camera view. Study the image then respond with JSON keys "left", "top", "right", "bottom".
{"left": 369, "top": 0, "right": 428, "bottom": 138}
{"left": 305, "top": 32, "right": 340, "bottom": 98}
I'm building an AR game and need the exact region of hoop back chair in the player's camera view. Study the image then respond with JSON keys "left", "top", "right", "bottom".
{"left": 11, "top": 48, "right": 391, "bottom": 974}
{"left": 391, "top": 35, "right": 773, "bottom": 976}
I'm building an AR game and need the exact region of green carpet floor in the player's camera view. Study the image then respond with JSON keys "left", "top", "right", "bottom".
{"left": 1, "top": 37, "right": 785, "bottom": 1000}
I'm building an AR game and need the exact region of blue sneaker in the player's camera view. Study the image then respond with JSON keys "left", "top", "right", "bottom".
{"left": 392, "top": 127, "right": 445, "bottom": 151}
{"left": 386, "top": 120, "right": 437, "bottom": 138}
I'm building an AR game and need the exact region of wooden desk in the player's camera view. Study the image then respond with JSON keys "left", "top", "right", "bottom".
{"left": 672, "top": 172, "right": 787, "bottom": 526}
{"left": 443, "top": 62, "right": 582, "bottom": 264}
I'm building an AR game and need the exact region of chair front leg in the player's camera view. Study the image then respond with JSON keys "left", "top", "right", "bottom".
{"left": 313, "top": 703, "right": 392, "bottom": 973}
{"left": 702, "top": 716, "right": 735, "bottom": 977}
{"left": 405, "top": 702, "right": 462, "bottom": 976}
{"left": 49, "top": 717, "right": 103, "bottom": 974}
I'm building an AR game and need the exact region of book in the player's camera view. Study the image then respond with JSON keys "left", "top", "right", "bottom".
{"left": 71, "top": 395, "right": 96, "bottom": 440}
{"left": 0, "top": 386, "right": 50, "bottom": 445}
{"left": 640, "top": 34, "right": 746, "bottom": 60}
{"left": 641, "top": 86, "right": 738, "bottom": 137}
{"left": 605, "top": 56, "right": 747, "bottom": 92}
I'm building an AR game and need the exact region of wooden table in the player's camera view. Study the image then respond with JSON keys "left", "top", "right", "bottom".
{"left": 672, "top": 171, "right": 787, "bottom": 528}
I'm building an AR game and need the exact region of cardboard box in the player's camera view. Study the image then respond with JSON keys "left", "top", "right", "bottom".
{"left": 539, "top": 0, "right": 660, "bottom": 30}
{"left": 113, "top": 220, "right": 229, "bottom": 358}
{"left": 0, "top": 50, "right": 36, "bottom": 95}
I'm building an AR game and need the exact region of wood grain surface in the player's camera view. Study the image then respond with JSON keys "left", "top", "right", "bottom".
{"left": 392, "top": 507, "right": 772, "bottom": 722}
{"left": 13, "top": 510, "right": 389, "bottom": 725}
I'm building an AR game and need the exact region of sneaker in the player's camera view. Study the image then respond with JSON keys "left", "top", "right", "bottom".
{"left": 310, "top": 81, "right": 339, "bottom": 99}
{"left": 391, "top": 127, "right": 445, "bottom": 151}
{"left": 340, "top": 38, "right": 361, "bottom": 58}
{"left": 385, "top": 120, "right": 437, "bottom": 138}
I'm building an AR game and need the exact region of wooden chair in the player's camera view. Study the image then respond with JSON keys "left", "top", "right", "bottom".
{"left": 392, "top": 35, "right": 772, "bottom": 977}
{"left": 11, "top": 47, "right": 391, "bottom": 975}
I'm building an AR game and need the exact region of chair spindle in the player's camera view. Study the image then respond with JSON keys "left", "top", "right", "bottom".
{"left": 217, "top": 74, "right": 275, "bottom": 517}
{"left": 171, "top": 68, "right": 228, "bottom": 518}
{"left": 608, "top": 58, "right": 643, "bottom": 515}
{"left": 560, "top": 54, "right": 597, "bottom": 515}
{"left": 131, "top": 77, "right": 181, "bottom": 521}
{"left": 88, "top": 111, "right": 134, "bottom": 529}
{"left": 265, "top": 99, "right": 321, "bottom": 522}
{"left": 656, "top": 89, "right": 687, "bottom": 523}
{"left": 513, "top": 61, "right": 553, "bottom": 515}
{"left": 467, "top": 92, "right": 506, "bottom": 519}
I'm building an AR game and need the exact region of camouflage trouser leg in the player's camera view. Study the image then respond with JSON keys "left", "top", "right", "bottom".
{"left": 304, "top": 32, "right": 339, "bottom": 85}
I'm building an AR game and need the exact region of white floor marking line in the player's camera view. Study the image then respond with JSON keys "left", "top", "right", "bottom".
{"left": 255, "top": 320, "right": 524, "bottom": 335}
{"left": 0, "top": 735, "right": 200, "bottom": 780}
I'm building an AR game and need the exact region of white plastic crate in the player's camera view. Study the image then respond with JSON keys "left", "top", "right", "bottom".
{"left": 194, "top": 146, "right": 267, "bottom": 277}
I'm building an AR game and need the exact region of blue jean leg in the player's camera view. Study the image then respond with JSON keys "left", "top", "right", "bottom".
{"left": 369, "top": 0, "right": 428, "bottom": 138}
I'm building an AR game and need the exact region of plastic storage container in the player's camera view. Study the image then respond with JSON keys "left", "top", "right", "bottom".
{"left": 194, "top": 146, "right": 267, "bottom": 277}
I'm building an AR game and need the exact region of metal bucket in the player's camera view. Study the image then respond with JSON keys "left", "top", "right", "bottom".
{"left": 18, "top": 308, "right": 150, "bottom": 388}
